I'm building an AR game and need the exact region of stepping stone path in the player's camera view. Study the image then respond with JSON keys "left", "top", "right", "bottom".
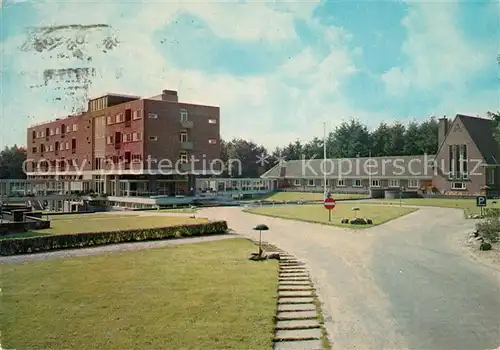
{"left": 258, "top": 241, "right": 330, "bottom": 350}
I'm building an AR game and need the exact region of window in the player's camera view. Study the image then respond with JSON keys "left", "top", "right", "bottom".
{"left": 49, "top": 144, "right": 54, "bottom": 151}
{"left": 487, "top": 167, "right": 496, "bottom": 185}
{"left": 294, "top": 179, "right": 301, "bottom": 186}
{"left": 133, "top": 110, "right": 142, "bottom": 120}
{"left": 208, "top": 118, "right": 217, "bottom": 124}
{"left": 180, "top": 108, "right": 188, "bottom": 121}
{"left": 133, "top": 132, "right": 142, "bottom": 141}
{"left": 307, "top": 179, "right": 315, "bottom": 187}
{"left": 32, "top": 131, "right": 36, "bottom": 139}
{"left": 116, "top": 113, "right": 124, "bottom": 123}
{"left": 180, "top": 151, "right": 188, "bottom": 163}
{"left": 55, "top": 127, "right": 60, "bottom": 135}
{"left": 124, "top": 133, "right": 132, "bottom": 142}
{"left": 371, "top": 179, "right": 381, "bottom": 187}
{"left": 388, "top": 179, "right": 400, "bottom": 188}
{"left": 50, "top": 129, "right": 54, "bottom": 136}
{"left": 72, "top": 124, "right": 78, "bottom": 132}
{"left": 40, "top": 144, "right": 45, "bottom": 152}
{"left": 32, "top": 147, "right": 37, "bottom": 153}
{"left": 149, "top": 136, "right": 158, "bottom": 141}
{"left": 65, "top": 142, "right": 69, "bottom": 150}
{"left": 107, "top": 116, "right": 114, "bottom": 125}
{"left": 148, "top": 113, "right": 158, "bottom": 119}
{"left": 208, "top": 139, "right": 217, "bottom": 144}
{"left": 325, "top": 179, "right": 330, "bottom": 186}
{"left": 460, "top": 144, "right": 468, "bottom": 178}
{"left": 408, "top": 179, "right": 420, "bottom": 188}
{"left": 451, "top": 182, "right": 466, "bottom": 190}
{"left": 107, "top": 136, "right": 114, "bottom": 144}
{"left": 180, "top": 131, "right": 188, "bottom": 143}
{"left": 337, "top": 179, "right": 345, "bottom": 187}
{"left": 353, "top": 179, "right": 362, "bottom": 187}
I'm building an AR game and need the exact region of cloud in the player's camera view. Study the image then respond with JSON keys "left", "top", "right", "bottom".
{"left": 1, "top": 0, "right": 364, "bottom": 149}
{"left": 381, "top": 1, "right": 492, "bottom": 96}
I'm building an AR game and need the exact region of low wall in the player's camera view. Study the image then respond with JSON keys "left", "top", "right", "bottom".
{"left": 384, "top": 190, "right": 419, "bottom": 199}
{"left": 0, "top": 219, "right": 50, "bottom": 235}
{"left": 370, "top": 189, "right": 385, "bottom": 199}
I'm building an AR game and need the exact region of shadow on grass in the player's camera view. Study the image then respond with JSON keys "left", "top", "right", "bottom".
{"left": 0, "top": 231, "right": 52, "bottom": 240}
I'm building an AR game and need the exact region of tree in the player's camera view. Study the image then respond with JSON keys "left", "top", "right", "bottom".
{"left": 281, "top": 140, "right": 303, "bottom": 161}
{"left": 0, "top": 145, "right": 27, "bottom": 179}
{"left": 302, "top": 137, "right": 323, "bottom": 159}
{"left": 387, "top": 121, "right": 406, "bottom": 156}
{"left": 416, "top": 117, "right": 439, "bottom": 154}
{"left": 403, "top": 121, "right": 421, "bottom": 155}
{"left": 487, "top": 111, "right": 500, "bottom": 144}
{"left": 330, "top": 119, "right": 371, "bottom": 158}
{"left": 223, "top": 138, "right": 269, "bottom": 178}
{"left": 370, "top": 122, "right": 391, "bottom": 157}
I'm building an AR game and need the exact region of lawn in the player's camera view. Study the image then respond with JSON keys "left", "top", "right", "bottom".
{"left": 0, "top": 213, "right": 207, "bottom": 240}
{"left": 244, "top": 191, "right": 368, "bottom": 203}
{"left": 365, "top": 198, "right": 500, "bottom": 215}
{"left": 0, "top": 238, "right": 278, "bottom": 349}
{"left": 245, "top": 203, "right": 416, "bottom": 228}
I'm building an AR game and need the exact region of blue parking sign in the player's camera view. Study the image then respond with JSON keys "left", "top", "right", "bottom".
{"left": 476, "top": 196, "right": 487, "bottom": 207}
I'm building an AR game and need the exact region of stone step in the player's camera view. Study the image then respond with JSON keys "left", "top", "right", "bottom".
{"left": 280, "top": 276, "right": 310, "bottom": 280}
{"left": 280, "top": 260, "right": 300, "bottom": 264}
{"left": 278, "top": 297, "right": 315, "bottom": 304}
{"left": 279, "top": 267, "right": 307, "bottom": 272}
{"left": 280, "top": 263, "right": 304, "bottom": 267}
{"left": 276, "top": 310, "right": 318, "bottom": 320}
{"left": 278, "top": 303, "right": 316, "bottom": 312}
{"left": 279, "top": 280, "right": 311, "bottom": 286}
{"left": 278, "top": 291, "right": 314, "bottom": 298}
{"left": 280, "top": 265, "right": 305, "bottom": 269}
{"left": 275, "top": 319, "right": 320, "bottom": 330}
{"left": 275, "top": 328, "right": 322, "bottom": 341}
{"left": 279, "top": 274, "right": 309, "bottom": 279}
{"left": 279, "top": 285, "right": 314, "bottom": 292}
{"left": 273, "top": 339, "right": 323, "bottom": 350}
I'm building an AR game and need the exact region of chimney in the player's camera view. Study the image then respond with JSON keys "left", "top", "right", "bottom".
{"left": 438, "top": 116, "right": 449, "bottom": 147}
{"left": 161, "top": 89, "right": 178, "bottom": 102}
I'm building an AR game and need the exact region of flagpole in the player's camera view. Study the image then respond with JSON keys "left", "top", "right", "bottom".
{"left": 323, "top": 121, "right": 327, "bottom": 199}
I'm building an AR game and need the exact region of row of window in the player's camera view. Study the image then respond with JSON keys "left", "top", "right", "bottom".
{"left": 295, "top": 179, "right": 421, "bottom": 188}
{"left": 148, "top": 110, "right": 217, "bottom": 125}
{"left": 147, "top": 152, "right": 189, "bottom": 163}
{"left": 32, "top": 139, "right": 77, "bottom": 153}
{"left": 107, "top": 109, "right": 142, "bottom": 125}
{"left": 148, "top": 133, "right": 217, "bottom": 144}
{"left": 107, "top": 132, "right": 142, "bottom": 144}
{"left": 33, "top": 124, "right": 78, "bottom": 139}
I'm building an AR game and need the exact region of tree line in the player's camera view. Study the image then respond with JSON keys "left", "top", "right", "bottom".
{"left": 221, "top": 117, "right": 441, "bottom": 178}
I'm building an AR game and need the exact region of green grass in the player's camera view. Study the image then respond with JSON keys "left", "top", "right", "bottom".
{"left": 0, "top": 238, "right": 278, "bottom": 349}
{"left": 243, "top": 191, "right": 368, "bottom": 203}
{"left": 245, "top": 203, "right": 416, "bottom": 229}
{"left": 364, "top": 198, "right": 500, "bottom": 215}
{"left": 0, "top": 213, "right": 208, "bottom": 240}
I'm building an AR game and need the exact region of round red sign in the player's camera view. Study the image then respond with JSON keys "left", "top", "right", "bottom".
{"left": 324, "top": 197, "right": 336, "bottom": 210}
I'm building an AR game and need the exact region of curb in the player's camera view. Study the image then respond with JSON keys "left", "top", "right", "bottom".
{"left": 259, "top": 241, "right": 331, "bottom": 350}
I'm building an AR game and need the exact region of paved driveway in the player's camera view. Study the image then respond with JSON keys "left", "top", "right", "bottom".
{"left": 199, "top": 206, "right": 500, "bottom": 350}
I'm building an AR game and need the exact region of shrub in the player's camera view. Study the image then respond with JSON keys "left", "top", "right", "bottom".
{"left": 0, "top": 221, "right": 228, "bottom": 256}
{"left": 484, "top": 208, "right": 500, "bottom": 218}
{"left": 475, "top": 217, "right": 500, "bottom": 243}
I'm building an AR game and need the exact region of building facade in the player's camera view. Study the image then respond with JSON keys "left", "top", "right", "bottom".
{"left": 261, "top": 114, "right": 500, "bottom": 197}
{"left": 26, "top": 89, "right": 221, "bottom": 197}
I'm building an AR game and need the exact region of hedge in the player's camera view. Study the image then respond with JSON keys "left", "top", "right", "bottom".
{"left": 0, "top": 221, "right": 228, "bottom": 256}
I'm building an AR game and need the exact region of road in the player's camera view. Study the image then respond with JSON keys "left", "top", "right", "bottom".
{"left": 199, "top": 206, "right": 500, "bottom": 350}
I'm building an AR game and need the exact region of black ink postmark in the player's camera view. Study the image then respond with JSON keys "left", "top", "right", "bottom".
{"left": 21, "top": 24, "right": 119, "bottom": 60}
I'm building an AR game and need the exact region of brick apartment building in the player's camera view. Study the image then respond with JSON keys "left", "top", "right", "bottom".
{"left": 26, "top": 89, "right": 221, "bottom": 197}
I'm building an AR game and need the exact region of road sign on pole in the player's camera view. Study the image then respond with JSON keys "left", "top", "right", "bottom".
{"left": 476, "top": 195, "right": 487, "bottom": 216}
{"left": 324, "top": 197, "right": 336, "bottom": 221}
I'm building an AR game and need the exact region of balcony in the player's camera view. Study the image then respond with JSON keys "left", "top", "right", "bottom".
{"left": 180, "top": 141, "right": 194, "bottom": 150}
{"left": 180, "top": 120, "right": 194, "bottom": 128}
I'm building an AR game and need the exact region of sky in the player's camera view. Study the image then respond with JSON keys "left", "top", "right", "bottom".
{"left": 0, "top": 0, "right": 499, "bottom": 150}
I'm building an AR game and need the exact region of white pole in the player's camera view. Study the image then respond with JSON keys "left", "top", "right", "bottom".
{"left": 323, "top": 121, "right": 327, "bottom": 199}
{"left": 368, "top": 150, "right": 372, "bottom": 192}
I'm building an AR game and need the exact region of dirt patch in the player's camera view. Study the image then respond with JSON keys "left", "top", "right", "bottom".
{"left": 458, "top": 235, "right": 500, "bottom": 272}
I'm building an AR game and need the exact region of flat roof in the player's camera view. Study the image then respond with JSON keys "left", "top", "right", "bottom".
{"left": 89, "top": 92, "right": 142, "bottom": 100}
